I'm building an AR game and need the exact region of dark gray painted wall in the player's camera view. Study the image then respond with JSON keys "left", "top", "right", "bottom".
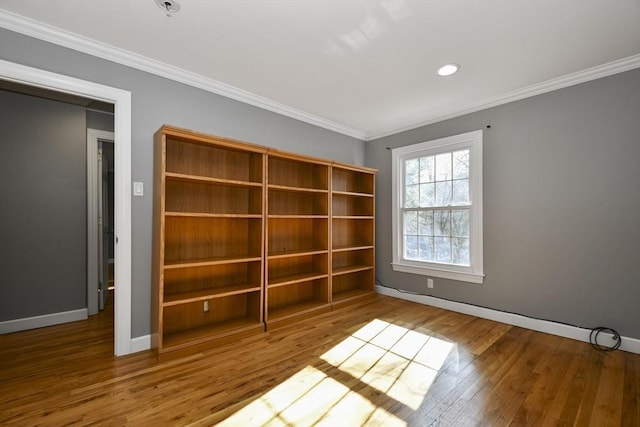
{"left": 1, "top": 28, "right": 365, "bottom": 337}
{"left": 0, "top": 90, "right": 87, "bottom": 321}
{"left": 87, "top": 110, "right": 114, "bottom": 133}
{"left": 366, "top": 69, "right": 640, "bottom": 339}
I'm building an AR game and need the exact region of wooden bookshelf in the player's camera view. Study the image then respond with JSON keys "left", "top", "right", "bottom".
{"left": 265, "top": 153, "right": 331, "bottom": 329}
{"left": 331, "top": 163, "right": 377, "bottom": 308}
{"left": 152, "top": 126, "right": 377, "bottom": 354}
{"left": 152, "top": 126, "right": 267, "bottom": 356}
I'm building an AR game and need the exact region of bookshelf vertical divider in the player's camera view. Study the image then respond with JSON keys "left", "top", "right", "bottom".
{"left": 152, "top": 126, "right": 377, "bottom": 355}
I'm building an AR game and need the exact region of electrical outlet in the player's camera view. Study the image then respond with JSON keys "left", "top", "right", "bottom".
{"left": 427, "top": 278, "right": 434, "bottom": 289}
{"left": 203, "top": 300, "right": 210, "bottom": 313}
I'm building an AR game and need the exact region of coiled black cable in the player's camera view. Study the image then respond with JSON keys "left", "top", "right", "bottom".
{"left": 589, "top": 327, "right": 622, "bottom": 352}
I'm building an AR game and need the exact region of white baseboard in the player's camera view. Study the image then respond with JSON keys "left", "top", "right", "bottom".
{"left": 130, "top": 334, "right": 151, "bottom": 353}
{"left": 376, "top": 285, "right": 640, "bottom": 354}
{"left": 0, "top": 308, "right": 88, "bottom": 334}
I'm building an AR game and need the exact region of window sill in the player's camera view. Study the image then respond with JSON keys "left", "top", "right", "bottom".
{"left": 391, "top": 262, "right": 484, "bottom": 284}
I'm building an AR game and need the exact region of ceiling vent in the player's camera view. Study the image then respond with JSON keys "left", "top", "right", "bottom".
{"left": 155, "top": 0, "right": 181, "bottom": 17}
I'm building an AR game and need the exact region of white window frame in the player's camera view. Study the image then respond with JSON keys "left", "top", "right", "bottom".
{"left": 391, "top": 130, "right": 484, "bottom": 284}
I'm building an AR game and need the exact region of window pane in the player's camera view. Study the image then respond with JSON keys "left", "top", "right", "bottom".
{"left": 405, "top": 159, "right": 419, "bottom": 185}
{"left": 451, "top": 209, "right": 469, "bottom": 237}
{"left": 435, "top": 181, "right": 452, "bottom": 206}
{"left": 452, "top": 237, "right": 470, "bottom": 265}
{"left": 435, "top": 237, "right": 451, "bottom": 263}
{"left": 419, "top": 183, "right": 435, "bottom": 207}
{"left": 453, "top": 150, "right": 469, "bottom": 179}
{"left": 418, "top": 210, "right": 433, "bottom": 235}
{"left": 452, "top": 179, "right": 469, "bottom": 205}
{"left": 434, "top": 210, "right": 450, "bottom": 236}
{"left": 418, "top": 236, "right": 434, "bottom": 261}
{"left": 435, "top": 152, "right": 452, "bottom": 181}
{"left": 405, "top": 184, "right": 419, "bottom": 208}
{"left": 404, "top": 211, "right": 418, "bottom": 234}
{"left": 404, "top": 236, "right": 418, "bottom": 259}
{"left": 419, "top": 156, "right": 435, "bottom": 183}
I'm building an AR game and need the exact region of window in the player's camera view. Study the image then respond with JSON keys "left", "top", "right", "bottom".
{"left": 392, "top": 130, "right": 484, "bottom": 284}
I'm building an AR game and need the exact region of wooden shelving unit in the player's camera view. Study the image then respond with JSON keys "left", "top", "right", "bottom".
{"left": 152, "top": 127, "right": 267, "bottom": 356}
{"left": 331, "top": 163, "right": 376, "bottom": 307}
{"left": 152, "top": 126, "right": 377, "bottom": 354}
{"left": 265, "top": 152, "right": 331, "bottom": 328}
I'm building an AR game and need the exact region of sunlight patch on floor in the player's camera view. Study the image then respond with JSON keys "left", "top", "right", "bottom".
{"left": 322, "top": 319, "right": 454, "bottom": 410}
{"left": 217, "top": 319, "right": 454, "bottom": 426}
{"left": 216, "top": 365, "right": 403, "bottom": 426}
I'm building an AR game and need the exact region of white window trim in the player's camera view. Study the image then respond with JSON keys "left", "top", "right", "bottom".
{"left": 391, "top": 130, "right": 484, "bottom": 284}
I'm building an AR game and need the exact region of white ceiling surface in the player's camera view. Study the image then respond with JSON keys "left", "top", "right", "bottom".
{"left": 1, "top": 1, "right": 639, "bottom": 140}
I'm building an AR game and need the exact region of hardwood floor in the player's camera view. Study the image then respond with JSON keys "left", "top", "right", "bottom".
{"left": 1, "top": 294, "right": 638, "bottom": 426}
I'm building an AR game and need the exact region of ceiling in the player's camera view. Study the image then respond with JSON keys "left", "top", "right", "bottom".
{"left": 1, "top": 1, "right": 639, "bottom": 141}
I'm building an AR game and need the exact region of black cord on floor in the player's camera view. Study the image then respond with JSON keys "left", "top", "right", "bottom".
{"left": 589, "top": 327, "right": 622, "bottom": 352}
{"left": 376, "top": 278, "right": 623, "bottom": 352}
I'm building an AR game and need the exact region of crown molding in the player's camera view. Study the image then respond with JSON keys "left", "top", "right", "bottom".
{"left": 366, "top": 54, "right": 640, "bottom": 141}
{"left": 0, "top": 9, "right": 366, "bottom": 140}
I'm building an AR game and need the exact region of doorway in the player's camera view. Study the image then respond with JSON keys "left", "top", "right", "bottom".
{"left": 0, "top": 59, "right": 134, "bottom": 356}
{"left": 88, "top": 130, "right": 115, "bottom": 315}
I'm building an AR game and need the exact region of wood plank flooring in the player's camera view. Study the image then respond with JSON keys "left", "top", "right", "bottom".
{"left": 1, "top": 294, "right": 638, "bottom": 426}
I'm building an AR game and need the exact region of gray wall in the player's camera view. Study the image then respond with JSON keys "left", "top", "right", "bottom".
{"left": 87, "top": 110, "right": 114, "bottom": 133}
{"left": 1, "top": 28, "right": 365, "bottom": 337}
{"left": 0, "top": 90, "right": 87, "bottom": 320}
{"left": 366, "top": 69, "right": 640, "bottom": 339}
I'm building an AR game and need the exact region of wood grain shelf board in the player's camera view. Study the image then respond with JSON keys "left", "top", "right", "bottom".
{"left": 332, "top": 265, "right": 374, "bottom": 276}
{"left": 267, "top": 301, "right": 331, "bottom": 322}
{"left": 268, "top": 249, "right": 329, "bottom": 259}
{"left": 331, "top": 215, "right": 374, "bottom": 220}
{"left": 331, "top": 245, "right": 374, "bottom": 253}
{"left": 332, "top": 288, "right": 374, "bottom": 303}
{"left": 267, "top": 272, "right": 329, "bottom": 288}
{"left": 332, "top": 161, "right": 378, "bottom": 174}
{"left": 267, "top": 184, "right": 328, "bottom": 193}
{"left": 163, "top": 285, "right": 262, "bottom": 306}
{"left": 332, "top": 190, "right": 374, "bottom": 197}
{"left": 161, "top": 318, "right": 263, "bottom": 352}
{"left": 161, "top": 125, "right": 269, "bottom": 154}
{"left": 164, "top": 256, "right": 263, "bottom": 270}
{"left": 268, "top": 215, "right": 329, "bottom": 219}
{"left": 267, "top": 148, "right": 333, "bottom": 166}
{"left": 165, "top": 172, "right": 262, "bottom": 187}
{"left": 165, "top": 212, "right": 262, "bottom": 219}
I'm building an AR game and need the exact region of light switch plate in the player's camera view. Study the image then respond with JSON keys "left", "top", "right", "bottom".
{"left": 133, "top": 181, "right": 144, "bottom": 196}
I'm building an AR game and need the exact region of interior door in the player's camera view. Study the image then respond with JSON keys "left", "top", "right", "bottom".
{"left": 98, "top": 145, "right": 110, "bottom": 310}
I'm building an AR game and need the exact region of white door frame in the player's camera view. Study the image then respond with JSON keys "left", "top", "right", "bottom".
{"left": 0, "top": 59, "right": 133, "bottom": 356}
{"left": 87, "top": 129, "right": 115, "bottom": 316}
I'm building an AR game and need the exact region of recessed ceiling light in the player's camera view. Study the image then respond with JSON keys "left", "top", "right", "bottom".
{"left": 437, "top": 64, "right": 460, "bottom": 77}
